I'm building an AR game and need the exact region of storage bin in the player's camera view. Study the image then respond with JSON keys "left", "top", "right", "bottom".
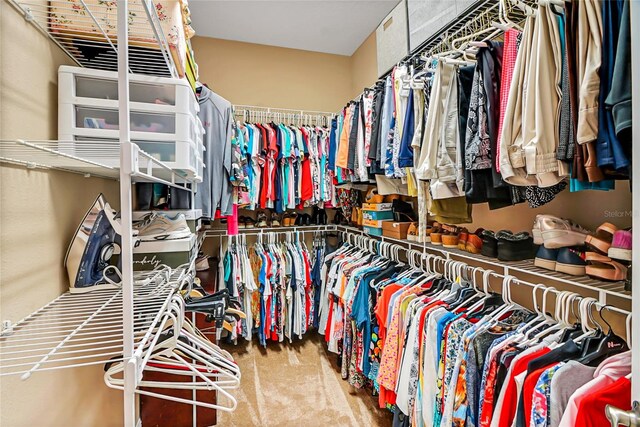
{"left": 363, "top": 226, "right": 383, "bottom": 237}
{"left": 59, "top": 65, "right": 199, "bottom": 117}
{"left": 362, "top": 202, "right": 393, "bottom": 211}
{"left": 382, "top": 222, "right": 413, "bottom": 240}
{"left": 362, "top": 210, "right": 394, "bottom": 221}
{"left": 363, "top": 218, "right": 392, "bottom": 228}
{"left": 113, "top": 233, "right": 197, "bottom": 271}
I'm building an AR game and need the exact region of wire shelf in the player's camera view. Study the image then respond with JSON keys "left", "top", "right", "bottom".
{"left": 337, "top": 225, "right": 631, "bottom": 303}
{"left": 8, "top": 0, "right": 177, "bottom": 78}
{"left": 0, "top": 267, "right": 187, "bottom": 378}
{"left": 0, "top": 139, "right": 198, "bottom": 188}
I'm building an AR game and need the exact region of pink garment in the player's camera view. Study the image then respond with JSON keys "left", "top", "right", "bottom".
{"left": 227, "top": 204, "right": 238, "bottom": 235}
{"left": 377, "top": 285, "right": 424, "bottom": 391}
{"left": 496, "top": 29, "right": 521, "bottom": 173}
{"left": 558, "top": 350, "right": 632, "bottom": 427}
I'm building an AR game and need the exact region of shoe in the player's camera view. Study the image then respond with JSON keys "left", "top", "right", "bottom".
{"left": 608, "top": 229, "right": 632, "bottom": 261}
{"left": 256, "top": 212, "right": 268, "bottom": 228}
{"left": 463, "top": 233, "right": 481, "bottom": 254}
{"left": 430, "top": 222, "right": 443, "bottom": 245}
{"left": 481, "top": 230, "right": 498, "bottom": 258}
{"left": 539, "top": 216, "right": 591, "bottom": 249}
{"left": 442, "top": 233, "right": 459, "bottom": 249}
{"left": 407, "top": 223, "right": 418, "bottom": 242}
{"left": 295, "top": 213, "right": 304, "bottom": 226}
{"left": 303, "top": 213, "right": 312, "bottom": 226}
{"left": 137, "top": 213, "right": 192, "bottom": 241}
{"left": 282, "top": 213, "right": 292, "bottom": 227}
{"left": 319, "top": 209, "right": 328, "bottom": 225}
{"left": 496, "top": 230, "right": 535, "bottom": 261}
{"left": 532, "top": 215, "right": 545, "bottom": 245}
{"left": 195, "top": 254, "right": 210, "bottom": 271}
{"left": 585, "top": 222, "right": 618, "bottom": 254}
{"left": 271, "top": 215, "right": 281, "bottom": 227}
{"left": 245, "top": 217, "right": 256, "bottom": 229}
{"left": 365, "top": 188, "right": 384, "bottom": 204}
{"left": 534, "top": 246, "right": 559, "bottom": 271}
{"left": 458, "top": 228, "right": 469, "bottom": 251}
{"left": 237, "top": 216, "right": 247, "bottom": 229}
{"left": 585, "top": 252, "right": 627, "bottom": 282}
{"left": 392, "top": 200, "right": 417, "bottom": 222}
{"left": 556, "top": 247, "right": 587, "bottom": 276}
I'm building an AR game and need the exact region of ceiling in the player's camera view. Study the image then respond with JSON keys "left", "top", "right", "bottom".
{"left": 189, "top": 0, "right": 402, "bottom": 56}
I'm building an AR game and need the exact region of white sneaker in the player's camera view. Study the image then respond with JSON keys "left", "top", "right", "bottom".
{"left": 137, "top": 213, "right": 192, "bottom": 241}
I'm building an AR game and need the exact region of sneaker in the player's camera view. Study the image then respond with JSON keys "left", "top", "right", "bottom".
{"left": 534, "top": 246, "right": 559, "bottom": 271}
{"left": 539, "top": 216, "right": 591, "bottom": 249}
{"left": 195, "top": 254, "right": 210, "bottom": 271}
{"left": 137, "top": 213, "right": 191, "bottom": 241}
{"left": 556, "top": 247, "right": 587, "bottom": 276}
{"left": 256, "top": 212, "right": 268, "bottom": 228}
{"left": 608, "top": 229, "right": 632, "bottom": 261}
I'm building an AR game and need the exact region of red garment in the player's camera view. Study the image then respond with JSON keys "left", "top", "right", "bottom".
{"left": 522, "top": 363, "right": 559, "bottom": 427}
{"left": 480, "top": 345, "right": 517, "bottom": 427}
{"left": 300, "top": 157, "right": 313, "bottom": 203}
{"left": 574, "top": 377, "right": 631, "bottom": 427}
{"left": 496, "top": 347, "right": 551, "bottom": 427}
{"left": 374, "top": 284, "right": 403, "bottom": 345}
{"left": 496, "top": 28, "right": 521, "bottom": 172}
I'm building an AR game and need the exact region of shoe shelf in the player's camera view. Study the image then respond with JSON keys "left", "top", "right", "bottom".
{"left": 0, "top": 266, "right": 187, "bottom": 378}
{"left": 7, "top": 0, "right": 177, "bottom": 78}
{"left": 337, "top": 225, "right": 631, "bottom": 306}
{"left": 0, "top": 139, "right": 199, "bottom": 188}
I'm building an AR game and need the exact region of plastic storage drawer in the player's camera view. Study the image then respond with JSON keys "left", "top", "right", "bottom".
{"left": 59, "top": 65, "right": 199, "bottom": 117}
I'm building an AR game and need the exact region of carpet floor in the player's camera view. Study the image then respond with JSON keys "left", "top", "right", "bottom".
{"left": 217, "top": 334, "right": 393, "bottom": 427}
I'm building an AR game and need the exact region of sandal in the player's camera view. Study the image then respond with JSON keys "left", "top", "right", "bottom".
{"left": 407, "top": 222, "right": 419, "bottom": 242}
{"left": 585, "top": 252, "right": 627, "bottom": 282}
{"left": 457, "top": 228, "right": 469, "bottom": 251}
{"left": 282, "top": 213, "right": 292, "bottom": 227}
{"left": 256, "top": 212, "right": 268, "bottom": 228}
{"left": 430, "top": 222, "right": 442, "bottom": 246}
{"left": 585, "top": 222, "right": 618, "bottom": 254}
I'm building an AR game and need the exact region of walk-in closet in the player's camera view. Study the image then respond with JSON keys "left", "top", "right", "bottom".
{"left": 0, "top": 0, "right": 638, "bottom": 426}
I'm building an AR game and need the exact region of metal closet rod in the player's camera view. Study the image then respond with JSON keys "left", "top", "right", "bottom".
{"left": 341, "top": 229, "right": 632, "bottom": 319}
{"left": 233, "top": 104, "right": 334, "bottom": 115}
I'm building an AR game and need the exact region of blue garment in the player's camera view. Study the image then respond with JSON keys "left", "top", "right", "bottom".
{"left": 351, "top": 271, "right": 377, "bottom": 376}
{"left": 435, "top": 311, "right": 456, "bottom": 363}
{"left": 379, "top": 76, "right": 394, "bottom": 168}
{"left": 597, "top": 0, "right": 629, "bottom": 172}
{"left": 398, "top": 89, "right": 415, "bottom": 168}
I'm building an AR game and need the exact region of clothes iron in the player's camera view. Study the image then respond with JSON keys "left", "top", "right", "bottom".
{"left": 64, "top": 194, "right": 123, "bottom": 293}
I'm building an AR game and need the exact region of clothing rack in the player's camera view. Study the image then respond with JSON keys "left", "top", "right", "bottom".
{"left": 233, "top": 104, "right": 333, "bottom": 126}
{"left": 343, "top": 0, "right": 533, "bottom": 110}
{"left": 340, "top": 229, "right": 632, "bottom": 332}
{"left": 204, "top": 225, "right": 337, "bottom": 239}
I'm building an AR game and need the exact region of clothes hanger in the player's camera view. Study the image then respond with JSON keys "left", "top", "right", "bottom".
{"left": 578, "top": 305, "right": 629, "bottom": 366}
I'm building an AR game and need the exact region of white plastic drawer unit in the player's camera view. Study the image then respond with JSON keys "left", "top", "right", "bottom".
{"left": 60, "top": 103, "right": 202, "bottom": 144}
{"left": 59, "top": 65, "right": 199, "bottom": 116}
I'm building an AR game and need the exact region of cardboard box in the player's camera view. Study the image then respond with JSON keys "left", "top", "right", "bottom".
{"left": 362, "top": 210, "right": 394, "bottom": 221}
{"left": 133, "top": 209, "right": 202, "bottom": 233}
{"left": 382, "top": 222, "right": 413, "bottom": 240}
{"left": 363, "top": 218, "right": 392, "bottom": 228}
{"left": 363, "top": 226, "right": 383, "bottom": 236}
{"left": 362, "top": 202, "right": 393, "bottom": 211}
{"left": 113, "top": 234, "right": 197, "bottom": 271}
